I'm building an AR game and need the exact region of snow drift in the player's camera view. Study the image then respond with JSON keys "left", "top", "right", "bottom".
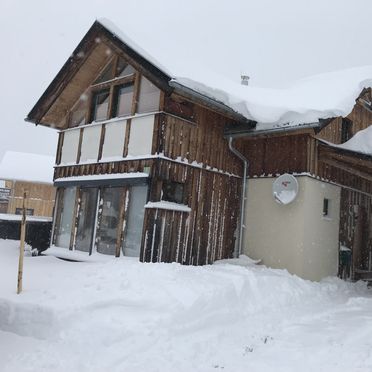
{"left": 1, "top": 240, "right": 372, "bottom": 371}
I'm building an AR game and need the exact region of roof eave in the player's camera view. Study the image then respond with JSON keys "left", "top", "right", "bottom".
{"left": 169, "top": 80, "right": 254, "bottom": 126}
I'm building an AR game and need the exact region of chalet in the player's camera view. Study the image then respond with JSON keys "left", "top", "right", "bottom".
{"left": 0, "top": 151, "right": 55, "bottom": 217}
{"left": 26, "top": 19, "right": 372, "bottom": 281}
{"left": 0, "top": 151, "right": 55, "bottom": 250}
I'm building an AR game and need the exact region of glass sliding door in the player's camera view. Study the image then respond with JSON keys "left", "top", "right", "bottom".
{"left": 123, "top": 185, "right": 148, "bottom": 257}
{"left": 96, "top": 187, "right": 124, "bottom": 255}
{"left": 75, "top": 187, "right": 99, "bottom": 254}
{"left": 55, "top": 187, "right": 76, "bottom": 248}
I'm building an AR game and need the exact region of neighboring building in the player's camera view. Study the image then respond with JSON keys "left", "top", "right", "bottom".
{"left": 26, "top": 19, "right": 372, "bottom": 281}
{"left": 0, "top": 151, "right": 55, "bottom": 217}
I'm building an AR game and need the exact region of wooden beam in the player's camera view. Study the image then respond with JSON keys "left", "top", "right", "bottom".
{"left": 321, "top": 158, "right": 372, "bottom": 183}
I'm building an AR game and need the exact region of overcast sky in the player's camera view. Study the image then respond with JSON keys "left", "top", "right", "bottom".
{"left": 1, "top": 0, "right": 371, "bottom": 160}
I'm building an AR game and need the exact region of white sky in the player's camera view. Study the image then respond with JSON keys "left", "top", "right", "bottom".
{"left": 0, "top": 0, "right": 371, "bottom": 160}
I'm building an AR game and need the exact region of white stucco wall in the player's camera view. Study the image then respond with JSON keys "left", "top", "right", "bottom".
{"left": 243, "top": 175, "right": 340, "bottom": 281}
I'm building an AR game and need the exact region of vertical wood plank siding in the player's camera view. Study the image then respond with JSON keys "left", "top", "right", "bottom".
{"left": 339, "top": 188, "right": 372, "bottom": 271}
{"left": 141, "top": 159, "right": 240, "bottom": 265}
{"left": 235, "top": 134, "right": 310, "bottom": 177}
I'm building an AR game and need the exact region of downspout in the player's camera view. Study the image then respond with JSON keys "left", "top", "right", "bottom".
{"left": 228, "top": 137, "right": 249, "bottom": 258}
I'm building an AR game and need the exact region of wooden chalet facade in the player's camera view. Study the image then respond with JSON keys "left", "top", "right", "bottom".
{"left": 27, "top": 20, "right": 372, "bottom": 281}
{"left": 26, "top": 21, "right": 246, "bottom": 264}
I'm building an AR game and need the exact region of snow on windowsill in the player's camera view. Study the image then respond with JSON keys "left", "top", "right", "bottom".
{"left": 0, "top": 213, "right": 52, "bottom": 222}
{"left": 54, "top": 172, "right": 149, "bottom": 183}
{"left": 145, "top": 201, "right": 191, "bottom": 212}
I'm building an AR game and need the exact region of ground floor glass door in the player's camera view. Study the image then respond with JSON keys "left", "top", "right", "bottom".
{"left": 96, "top": 187, "right": 124, "bottom": 255}
{"left": 122, "top": 185, "right": 148, "bottom": 257}
{"left": 55, "top": 187, "right": 76, "bottom": 248}
{"left": 75, "top": 187, "right": 99, "bottom": 254}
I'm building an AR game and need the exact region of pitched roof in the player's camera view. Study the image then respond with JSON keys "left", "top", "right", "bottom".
{"left": 27, "top": 19, "right": 372, "bottom": 131}
{"left": 0, "top": 151, "right": 54, "bottom": 184}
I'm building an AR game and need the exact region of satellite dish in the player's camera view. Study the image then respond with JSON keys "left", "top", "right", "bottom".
{"left": 272, "top": 174, "right": 299, "bottom": 205}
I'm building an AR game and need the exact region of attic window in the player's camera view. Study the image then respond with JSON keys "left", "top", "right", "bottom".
{"left": 94, "top": 57, "right": 135, "bottom": 85}
{"left": 113, "top": 83, "right": 134, "bottom": 117}
{"left": 91, "top": 89, "right": 110, "bottom": 121}
{"left": 137, "top": 77, "right": 161, "bottom": 113}
{"left": 116, "top": 58, "right": 135, "bottom": 77}
{"left": 70, "top": 97, "right": 88, "bottom": 127}
{"left": 94, "top": 59, "right": 115, "bottom": 85}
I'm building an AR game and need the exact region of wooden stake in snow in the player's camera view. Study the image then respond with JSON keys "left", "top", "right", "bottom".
{"left": 17, "top": 190, "right": 27, "bottom": 294}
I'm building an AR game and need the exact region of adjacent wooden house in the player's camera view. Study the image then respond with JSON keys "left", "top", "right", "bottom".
{"left": 26, "top": 19, "right": 372, "bottom": 281}
{"left": 0, "top": 151, "right": 55, "bottom": 217}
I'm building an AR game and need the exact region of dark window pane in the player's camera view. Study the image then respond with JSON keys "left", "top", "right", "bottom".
{"left": 94, "top": 59, "right": 114, "bottom": 84}
{"left": 122, "top": 185, "right": 147, "bottom": 257}
{"left": 116, "top": 58, "right": 135, "bottom": 77}
{"left": 114, "top": 84, "right": 134, "bottom": 117}
{"left": 162, "top": 181, "right": 184, "bottom": 204}
{"left": 137, "top": 77, "right": 160, "bottom": 113}
{"left": 55, "top": 187, "right": 76, "bottom": 248}
{"left": 75, "top": 188, "right": 98, "bottom": 253}
{"left": 15, "top": 208, "right": 34, "bottom": 216}
{"left": 323, "top": 198, "right": 330, "bottom": 217}
{"left": 92, "top": 90, "right": 110, "bottom": 121}
{"left": 96, "top": 187, "right": 123, "bottom": 255}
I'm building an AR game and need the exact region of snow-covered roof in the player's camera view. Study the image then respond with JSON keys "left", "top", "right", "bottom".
{"left": 0, "top": 151, "right": 54, "bottom": 184}
{"left": 336, "top": 125, "right": 372, "bottom": 156}
{"left": 100, "top": 19, "right": 372, "bottom": 130}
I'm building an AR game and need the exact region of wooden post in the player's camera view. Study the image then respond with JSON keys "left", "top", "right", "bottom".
{"left": 17, "top": 191, "right": 27, "bottom": 294}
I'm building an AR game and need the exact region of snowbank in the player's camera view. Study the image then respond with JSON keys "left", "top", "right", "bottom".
{"left": 0, "top": 151, "right": 54, "bottom": 184}
{"left": 1, "top": 239, "right": 372, "bottom": 371}
{"left": 99, "top": 19, "right": 372, "bottom": 129}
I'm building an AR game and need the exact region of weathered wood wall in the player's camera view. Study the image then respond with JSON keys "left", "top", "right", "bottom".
{"left": 316, "top": 89, "right": 372, "bottom": 144}
{"left": 141, "top": 159, "right": 241, "bottom": 265}
{"left": 235, "top": 133, "right": 311, "bottom": 177}
{"left": 160, "top": 98, "right": 242, "bottom": 175}
{"left": 54, "top": 159, "right": 154, "bottom": 179}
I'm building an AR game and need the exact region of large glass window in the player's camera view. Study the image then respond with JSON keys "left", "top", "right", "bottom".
{"left": 70, "top": 97, "right": 88, "bottom": 127}
{"left": 137, "top": 77, "right": 160, "bottom": 113}
{"left": 113, "top": 84, "right": 134, "bottom": 117}
{"left": 75, "top": 188, "right": 99, "bottom": 253}
{"left": 123, "top": 185, "right": 148, "bottom": 257}
{"left": 55, "top": 187, "right": 76, "bottom": 248}
{"left": 96, "top": 187, "right": 123, "bottom": 255}
{"left": 91, "top": 90, "right": 110, "bottom": 122}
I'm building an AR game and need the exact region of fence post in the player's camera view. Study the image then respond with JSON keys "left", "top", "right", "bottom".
{"left": 17, "top": 190, "right": 27, "bottom": 294}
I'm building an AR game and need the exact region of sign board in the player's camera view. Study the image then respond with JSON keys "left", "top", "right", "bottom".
{"left": 0, "top": 187, "right": 11, "bottom": 201}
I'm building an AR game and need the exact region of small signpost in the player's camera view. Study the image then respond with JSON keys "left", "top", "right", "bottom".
{"left": 17, "top": 191, "right": 27, "bottom": 294}
{"left": 0, "top": 187, "right": 11, "bottom": 201}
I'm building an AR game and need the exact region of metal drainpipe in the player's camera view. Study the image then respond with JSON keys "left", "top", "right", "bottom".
{"left": 228, "top": 137, "right": 249, "bottom": 258}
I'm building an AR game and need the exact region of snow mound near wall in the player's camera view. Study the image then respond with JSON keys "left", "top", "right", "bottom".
{"left": 0, "top": 240, "right": 368, "bottom": 340}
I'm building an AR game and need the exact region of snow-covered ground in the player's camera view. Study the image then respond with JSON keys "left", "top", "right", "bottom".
{"left": 1, "top": 239, "right": 372, "bottom": 372}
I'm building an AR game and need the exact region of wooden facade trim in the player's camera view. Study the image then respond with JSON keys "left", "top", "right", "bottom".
{"left": 131, "top": 72, "right": 141, "bottom": 115}
{"left": 97, "top": 124, "right": 106, "bottom": 161}
{"left": 56, "top": 131, "right": 64, "bottom": 165}
{"left": 76, "top": 128, "right": 84, "bottom": 164}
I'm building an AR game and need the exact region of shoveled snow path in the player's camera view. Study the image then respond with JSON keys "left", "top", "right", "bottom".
{"left": 1, "top": 240, "right": 372, "bottom": 372}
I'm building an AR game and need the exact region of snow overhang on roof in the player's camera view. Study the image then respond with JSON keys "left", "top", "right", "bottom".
{"left": 26, "top": 18, "right": 372, "bottom": 132}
